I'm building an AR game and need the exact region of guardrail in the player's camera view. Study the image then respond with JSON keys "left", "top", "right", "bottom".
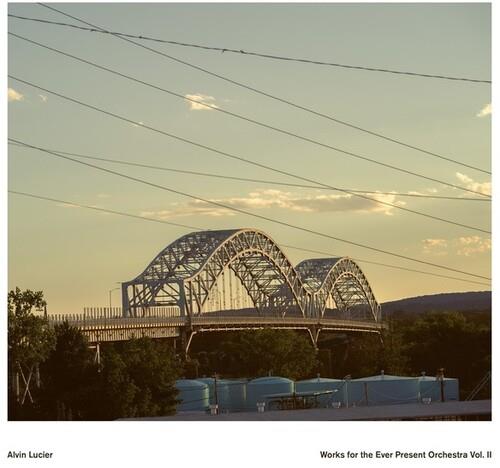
{"left": 44, "top": 310, "right": 384, "bottom": 343}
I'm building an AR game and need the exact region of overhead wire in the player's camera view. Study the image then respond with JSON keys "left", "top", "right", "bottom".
{"left": 8, "top": 190, "right": 491, "bottom": 288}
{"left": 7, "top": 75, "right": 491, "bottom": 235}
{"left": 9, "top": 12, "right": 492, "bottom": 85}
{"left": 9, "top": 138, "right": 491, "bottom": 282}
{"left": 8, "top": 189, "right": 202, "bottom": 231}
{"left": 8, "top": 142, "right": 488, "bottom": 202}
{"left": 27, "top": 4, "right": 490, "bottom": 175}
{"left": 8, "top": 32, "right": 492, "bottom": 201}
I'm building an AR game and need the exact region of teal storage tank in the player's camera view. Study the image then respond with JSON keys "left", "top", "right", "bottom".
{"left": 295, "top": 377, "right": 344, "bottom": 407}
{"left": 418, "top": 376, "right": 459, "bottom": 402}
{"left": 342, "top": 379, "right": 366, "bottom": 407}
{"left": 223, "top": 379, "right": 247, "bottom": 412}
{"left": 197, "top": 378, "right": 214, "bottom": 404}
{"left": 175, "top": 379, "right": 209, "bottom": 412}
{"left": 197, "top": 377, "right": 219, "bottom": 405}
{"left": 246, "top": 376, "right": 294, "bottom": 411}
{"left": 353, "top": 373, "right": 420, "bottom": 405}
{"left": 196, "top": 378, "right": 247, "bottom": 412}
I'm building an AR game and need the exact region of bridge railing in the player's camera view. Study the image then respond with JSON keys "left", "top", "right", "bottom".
{"left": 45, "top": 306, "right": 181, "bottom": 324}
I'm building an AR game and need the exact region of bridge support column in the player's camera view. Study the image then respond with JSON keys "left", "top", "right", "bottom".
{"left": 121, "top": 283, "right": 130, "bottom": 317}
{"left": 307, "top": 326, "right": 321, "bottom": 351}
{"left": 179, "top": 328, "right": 197, "bottom": 357}
{"left": 89, "top": 343, "right": 101, "bottom": 369}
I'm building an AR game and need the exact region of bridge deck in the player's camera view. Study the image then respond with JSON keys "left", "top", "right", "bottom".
{"left": 48, "top": 315, "right": 385, "bottom": 343}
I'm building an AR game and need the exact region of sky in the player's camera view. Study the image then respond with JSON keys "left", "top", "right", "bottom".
{"left": 7, "top": 2, "right": 491, "bottom": 313}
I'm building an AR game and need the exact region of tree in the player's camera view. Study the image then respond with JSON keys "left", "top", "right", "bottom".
{"left": 89, "top": 338, "right": 181, "bottom": 420}
{"left": 39, "top": 321, "right": 99, "bottom": 420}
{"left": 191, "top": 330, "right": 319, "bottom": 380}
{"left": 320, "top": 333, "right": 384, "bottom": 378}
{"left": 402, "top": 311, "right": 491, "bottom": 397}
{"left": 8, "top": 288, "right": 55, "bottom": 416}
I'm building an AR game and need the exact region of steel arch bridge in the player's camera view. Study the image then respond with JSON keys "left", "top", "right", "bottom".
{"left": 121, "top": 229, "right": 383, "bottom": 349}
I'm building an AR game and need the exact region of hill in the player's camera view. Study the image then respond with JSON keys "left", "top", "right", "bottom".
{"left": 381, "top": 291, "right": 491, "bottom": 315}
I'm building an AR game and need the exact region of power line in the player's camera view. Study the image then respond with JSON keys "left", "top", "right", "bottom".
{"left": 8, "top": 190, "right": 202, "bottom": 231}
{"left": 28, "top": 5, "right": 491, "bottom": 175}
{"left": 279, "top": 245, "right": 490, "bottom": 287}
{"left": 9, "top": 12, "right": 492, "bottom": 85}
{"left": 9, "top": 32, "right": 491, "bottom": 199}
{"left": 9, "top": 142, "right": 488, "bottom": 202}
{"left": 9, "top": 138, "right": 491, "bottom": 281}
{"left": 7, "top": 76, "right": 491, "bottom": 235}
{"left": 8, "top": 189, "right": 491, "bottom": 288}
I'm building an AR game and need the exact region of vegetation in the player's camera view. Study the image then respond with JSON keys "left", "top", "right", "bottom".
{"left": 92, "top": 338, "right": 181, "bottom": 420}
{"left": 8, "top": 288, "right": 181, "bottom": 420}
{"left": 316, "top": 310, "right": 491, "bottom": 399}
{"left": 38, "top": 321, "right": 100, "bottom": 420}
{"left": 8, "top": 288, "right": 55, "bottom": 419}
{"left": 8, "top": 286, "right": 491, "bottom": 419}
{"left": 190, "top": 329, "right": 319, "bottom": 380}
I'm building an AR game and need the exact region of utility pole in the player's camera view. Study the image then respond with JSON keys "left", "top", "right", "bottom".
{"left": 213, "top": 373, "right": 219, "bottom": 414}
{"left": 109, "top": 286, "right": 121, "bottom": 311}
{"left": 438, "top": 368, "right": 445, "bottom": 402}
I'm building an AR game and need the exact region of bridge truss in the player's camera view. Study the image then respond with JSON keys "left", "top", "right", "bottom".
{"left": 122, "top": 229, "right": 382, "bottom": 347}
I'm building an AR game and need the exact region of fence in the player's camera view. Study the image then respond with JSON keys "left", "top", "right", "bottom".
{"left": 46, "top": 306, "right": 181, "bottom": 324}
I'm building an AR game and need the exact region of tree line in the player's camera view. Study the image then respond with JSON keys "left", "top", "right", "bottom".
{"left": 8, "top": 288, "right": 181, "bottom": 420}
{"left": 8, "top": 288, "right": 490, "bottom": 420}
{"left": 186, "top": 310, "right": 491, "bottom": 399}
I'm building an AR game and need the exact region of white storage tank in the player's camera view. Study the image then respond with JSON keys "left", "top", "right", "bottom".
{"left": 175, "top": 379, "right": 209, "bottom": 412}
{"left": 246, "top": 376, "right": 294, "bottom": 411}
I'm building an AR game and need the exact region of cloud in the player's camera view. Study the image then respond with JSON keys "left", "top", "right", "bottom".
{"left": 140, "top": 189, "right": 405, "bottom": 220}
{"left": 422, "top": 238, "right": 448, "bottom": 256}
{"left": 131, "top": 121, "right": 144, "bottom": 128}
{"left": 476, "top": 103, "right": 491, "bottom": 117}
{"left": 455, "top": 236, "right": 491, "bottom": 257}
{"left": 422, "top": 236, "right": 491, "bottom": 257}
{"left": 185, "top": 93, "right": 219, "bottom": 111}
{"left": 8, "top": 87, "right": 24, "bottom": 102}
{"left": 455, "top": 172, "right": 491, "bottom": 196}
{"left": 38, "top": 94, "right": 48, "bottom": 103}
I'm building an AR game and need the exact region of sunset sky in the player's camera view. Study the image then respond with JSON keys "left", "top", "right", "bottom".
{"left": 8, "top": 2, "right": 491, "bottom": 313}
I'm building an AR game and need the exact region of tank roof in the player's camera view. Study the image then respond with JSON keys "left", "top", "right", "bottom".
{"left": 418, "top": 376, "right": 457, "bottom": 381}
{"left": 175, "top": 379, "right": 208, "bottom": 388}
{"left": 353, "top": 374, "right": 416, "bottom": 381}
{"left": 297, "top": 377, "right": 342, "bottom": 383}
{"left": 249, "top": 376, "right": 294, "bottom": 384}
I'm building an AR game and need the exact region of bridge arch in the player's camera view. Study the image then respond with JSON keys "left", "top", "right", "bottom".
{"left": 122, "top": 229, "right": 381, "bottom": 323}
{"left": 296, "top": 257, "right": 381, "bottom": 321}
{"left": 123, "top": 229, "right": 308, "bottom": 318}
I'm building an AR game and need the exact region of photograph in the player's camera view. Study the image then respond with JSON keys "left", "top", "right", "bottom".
{"left": 3, "top": 0, "right": 495, "bottom": 465}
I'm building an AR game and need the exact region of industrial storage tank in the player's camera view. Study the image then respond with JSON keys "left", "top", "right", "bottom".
{"left": 418, "top": 375, "right": 460, "bottom": 402}
{"left": 246, "top": 376, "right": 294, "bottom": 411}
{"left": 342, "top": 379, "right": 366, "bottom": 407}
{"left": 175, "top": 379, "right": 209, "bottom": 412}
{"left": 197, "top": 377, "right": 220, "bottom": 405}
{"left": 196, "top": 378, "right": 247, "bottom": 412}
{"left": 295, "top": 377, "right": 345, "bottom": 407}
{"left": 353, "top": 373, "right": 420, "bottom": 405}
{"left": 223, "top": 379, "right": 247, "bottom": 412}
